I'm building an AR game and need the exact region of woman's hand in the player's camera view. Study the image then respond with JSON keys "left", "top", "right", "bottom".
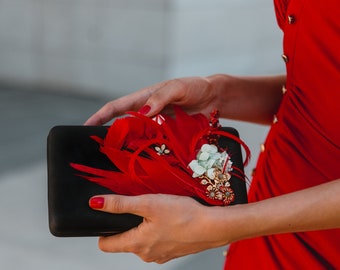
{"left": 84, "top": 74, "right": 285, "bottom": 126}
{"left": 88, "top": 194, "right": 233, "bottom": 264}
{"left": 84, "top": 76, "right": 221, "bottom": 126}
{"left": 89, "top": 180, "right": 340, "bottom": 264}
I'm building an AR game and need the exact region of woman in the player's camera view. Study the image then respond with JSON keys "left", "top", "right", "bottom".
{"left": 85, "top": 0, "right": 340, "bottom": 268}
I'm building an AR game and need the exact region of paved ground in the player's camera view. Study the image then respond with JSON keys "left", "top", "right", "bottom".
{"left": 0, "top": 87, "right": 241, "bottom": 270}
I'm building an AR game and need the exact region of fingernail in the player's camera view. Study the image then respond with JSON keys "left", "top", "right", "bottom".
{"left": 138, "top": 105, "right": 151, "bottom": 115}
{"left": 89, "top": 197, "right": 104, "bottom": 209}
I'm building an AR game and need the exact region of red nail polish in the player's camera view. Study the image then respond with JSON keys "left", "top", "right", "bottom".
{"left": 138, "top": 105, "right": 151, "bottom": 115}
{"left": 89, "top": 197, "right": 104, "bottom": 209}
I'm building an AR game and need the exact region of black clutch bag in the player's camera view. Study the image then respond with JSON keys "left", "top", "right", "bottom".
{"left": 47, "top": 125, "right": 248, "bottom": 237}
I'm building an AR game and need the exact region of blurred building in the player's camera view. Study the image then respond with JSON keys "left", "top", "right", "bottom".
{"left": 0, "top": 0, "right": 283, "bottom": 97}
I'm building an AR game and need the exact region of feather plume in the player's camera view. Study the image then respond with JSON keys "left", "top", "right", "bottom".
{"left": 70, "top": 107, "right": 250, "bottom": 205}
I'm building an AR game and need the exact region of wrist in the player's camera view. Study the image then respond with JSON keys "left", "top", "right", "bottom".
{"left": 206, "top": 74, "right": 239, "bottom": 96}
{"left": 199, "top": 203, "right": 254, "bottom": 247}
{"left": 207, "top": 73, "right": 286, "bottom": 123}
{"left": 205, "top": 74, "right": 240, "bottom": 118}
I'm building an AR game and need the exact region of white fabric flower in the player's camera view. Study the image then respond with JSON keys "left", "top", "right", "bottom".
{"left": 198, "top": 151, "right": 210, "bottom": 161}
{"left": 188, "top": 160, "right": 206, "bottom": 177}
{"left": 188, "top": 143, "right": 232, "bottom": 178}
{"left": 201, "top": 144, "right": 218, "bottom": 153}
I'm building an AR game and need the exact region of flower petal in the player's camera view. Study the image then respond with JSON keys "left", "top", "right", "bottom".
{"left": 193, "top": 165, "right": 206, "bottom": 176}
{"left": 199, "top": 151, "right": 210, "bottom": 161}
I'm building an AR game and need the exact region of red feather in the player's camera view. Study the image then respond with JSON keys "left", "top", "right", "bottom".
{"left": 71, "top": 106, "right": 250, "bottom": 206}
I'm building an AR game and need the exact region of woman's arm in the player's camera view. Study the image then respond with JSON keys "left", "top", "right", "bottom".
{"left": 85, "top": 74, "right": 286, "bottom": 126}
{"left": 212, "top": 178, "right": 340, "bottom": 244}
{"left": 208, "top": 74, "right": 285, "bottom": 124}
{"left": 89, "top": 179, "right": 340, "bottom": 264}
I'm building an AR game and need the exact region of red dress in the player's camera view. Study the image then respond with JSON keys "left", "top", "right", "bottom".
{"left": 224, "top": 0, "right": 340, "bottom": 269}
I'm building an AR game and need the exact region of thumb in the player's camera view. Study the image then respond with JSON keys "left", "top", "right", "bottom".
{"left": 89, "top": 194, "right": 152, "bottom": 217}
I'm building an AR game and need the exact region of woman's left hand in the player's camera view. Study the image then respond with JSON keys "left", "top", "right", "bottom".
{"left": 89, "top": 194, "right": 229, "bottom": 264}
{"left": 89, "top": 180, "right": 340, "bottom": 264}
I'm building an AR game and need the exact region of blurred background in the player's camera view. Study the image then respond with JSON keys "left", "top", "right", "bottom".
{"left": 0, "top": 0, "right": 284, "bottom": 269}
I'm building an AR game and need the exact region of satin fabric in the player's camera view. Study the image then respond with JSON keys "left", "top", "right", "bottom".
{"left": 224, "top": 0, "right": 340, "bottom": 269}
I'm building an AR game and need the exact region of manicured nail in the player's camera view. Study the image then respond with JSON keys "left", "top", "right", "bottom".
{"left": 138, "top": 105, "right": 151, "bottom": 115}
{"left": 89, "top": 197, "right": 104, "bottom": 209}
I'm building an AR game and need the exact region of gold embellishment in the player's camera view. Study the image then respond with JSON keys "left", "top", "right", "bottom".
{"left": 188, "top": 142, "right": 235, "bottom": 205}
{"left": 155, "top": 144, "right": 170, "bottom": 155}
{"left": 273, "top": 114, "right": 278, "bottom": 124}
{"left": 281, "top": 54, "right": 289, "bottom": 63}
{"left": 260, "top": 143, "right": 266, "bottom": 152}
{"left": 288, "top": 15, "right": 296, "bottom": 24}
{"left": 199, "top": 168, "right": 235, "bottom": 205}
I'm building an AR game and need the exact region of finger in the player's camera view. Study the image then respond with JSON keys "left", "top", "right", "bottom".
{"left": 142, "top": 79, "right": 187, "bottom": 117}
{"left": 97, "top": 227, "right": 141, "bottom": 253}
{"left": 84, "top": 89, "right": 152, "bottom": 125}
{"left": 84, "top": 78, "right": 193, "bottom": 125}
{"left": 98, "top": 229, "right": 171, "bottom": 263}
{"left": 84, "top": 102, "right": 117, "bottom": 126}
{"left": 89, "top": 194, "right": 156, "bottom": 217}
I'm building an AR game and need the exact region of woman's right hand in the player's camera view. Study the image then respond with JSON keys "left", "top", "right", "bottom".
{"left": 85, "top": 74, "right": 285, "bottom": 126}
{"left": 84, "top": 76, "right": 225, "bottom": 126}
